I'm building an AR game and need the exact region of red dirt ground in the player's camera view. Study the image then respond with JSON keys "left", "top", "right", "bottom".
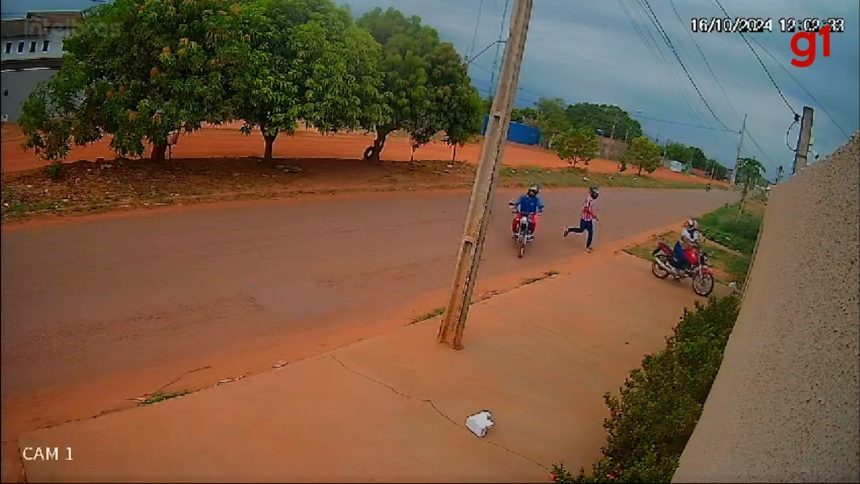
{"left": 1, "top": 123, "right": 723, "bottom": 186}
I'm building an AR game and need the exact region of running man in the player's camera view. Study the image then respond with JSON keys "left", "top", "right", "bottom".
{"left": 563, "top": 186, "right": 599, "bottom": 252}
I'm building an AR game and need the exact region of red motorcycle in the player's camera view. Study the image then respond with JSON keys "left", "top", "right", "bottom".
{"left": 651, "top": 240, "right": 715, "bottom": 296}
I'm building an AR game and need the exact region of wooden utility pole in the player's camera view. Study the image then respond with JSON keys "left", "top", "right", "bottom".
{"left": 792, "top": 106, "right": 814, "bottom": 175}
{"left": 730, "top": 113, "right": 747, "bottom": 185}
{"left": 437, "top": 0, "right": 533, "bottom": 349}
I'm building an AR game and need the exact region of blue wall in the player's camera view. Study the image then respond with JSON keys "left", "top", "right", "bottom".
{"left": 481, "top": 115, "right": 541, "bottom": 146}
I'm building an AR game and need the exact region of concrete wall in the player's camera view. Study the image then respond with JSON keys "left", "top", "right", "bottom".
{"left": 1, "top": 67, "right": 56, "bottom": 122}
{"left": 1, "top": 28, "right": 68, "bottom": 62}
{"left": 673, "top": 135, "right": 860, "bottom": 482}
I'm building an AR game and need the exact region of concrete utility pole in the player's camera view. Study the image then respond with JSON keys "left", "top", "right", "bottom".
{"left": 731, "top": 113, "right": 747, "bottom": 185}
{"left": 437, "top": 0, "right": 533, "bottom": 349}
{"left": 792, "top": 106, "right": 814, "bottom": 175}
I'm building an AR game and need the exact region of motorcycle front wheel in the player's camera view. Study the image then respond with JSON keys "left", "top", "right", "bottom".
{"left": 692, "top": 272, "right": 715, "bottom": 296}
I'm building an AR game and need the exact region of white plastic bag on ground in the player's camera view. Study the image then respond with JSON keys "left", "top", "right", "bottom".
{"left": 465, "top": 410, "right": 494, "bottom": 438}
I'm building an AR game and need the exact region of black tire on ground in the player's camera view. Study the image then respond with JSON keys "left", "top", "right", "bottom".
{"left": 692, "top": 273, "right": 715, "bottom": 296}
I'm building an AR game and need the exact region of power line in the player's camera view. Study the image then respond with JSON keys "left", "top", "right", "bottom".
{"left": 637, "top": 115, "right": 737, "bottom": 133}
{"left": 628, "top": 0, "right": 709, "bottom": 126}
{"left": 749, "top": 36, "right": 850, "bottom": 139}
{"left": 667, "top": 0, "right": 743, "bottom": 124}
{"left": 744, "top": 127, "right": 778, "bottom": 170}
{"left": 711, "top": 0, "right": 798, "bottom": 118}
{"left": 489, "top": 0, "right": 512, "bottom": 98}
{"left": 467, "top": 40, "right": 505, "bottom": 64}
{"left": 639, "top": 0, "right": 731, "bottom": 130}
{"left": 466, "top": 0, "right": 485, "bottom": 61}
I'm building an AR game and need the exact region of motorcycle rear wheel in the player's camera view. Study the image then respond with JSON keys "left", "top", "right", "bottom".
{"left": 652, "top": 255, "right": 671, "bottom": 279}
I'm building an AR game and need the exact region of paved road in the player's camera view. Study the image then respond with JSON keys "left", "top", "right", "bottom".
{"left": 1, "top": 188, "right": 733, "bottom": 400}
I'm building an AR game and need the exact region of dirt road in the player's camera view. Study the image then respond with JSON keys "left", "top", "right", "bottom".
{"left": 0, "top": 187, "right": 733, "bottom": 477}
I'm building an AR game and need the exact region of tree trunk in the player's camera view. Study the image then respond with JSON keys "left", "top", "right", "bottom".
{"left": 151, "top": 143, "right": 167, "bottom": 163}
{"left": 637, "top": 165, "right": 643, "bottom": 176}
{"left": 451, "top": 145, "right": 457, "bottom": 163}
{"left": 261, "top": 127, "right": 279, "bottom": 161}
{"left": 364, "top": 129, "right": 389, "bottom": 162}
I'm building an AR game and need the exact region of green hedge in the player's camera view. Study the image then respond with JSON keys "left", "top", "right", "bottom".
{"left": 552, "top": 296, "right": 740, "bottom": 483}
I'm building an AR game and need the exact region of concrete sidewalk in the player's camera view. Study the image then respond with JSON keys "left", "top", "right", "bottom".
{"left": 20, "top": 254, "right": 714, "bottom": 482}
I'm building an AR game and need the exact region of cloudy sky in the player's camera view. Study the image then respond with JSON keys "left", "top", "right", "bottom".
{"left": 5, "top": 1, "right": 858, "bottom": 178}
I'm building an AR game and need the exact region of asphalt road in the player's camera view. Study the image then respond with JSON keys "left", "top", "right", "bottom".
{"left": 1, "top": 188, "right": 734, "bottom": 399}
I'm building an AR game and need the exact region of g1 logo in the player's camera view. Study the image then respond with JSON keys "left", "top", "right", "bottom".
{"left": 791, "top": 25, "right": 831, "bottom": 68}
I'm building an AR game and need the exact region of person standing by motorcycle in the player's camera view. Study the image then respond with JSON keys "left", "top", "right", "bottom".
{"left": 674, "top": 219, "right": 700, "bottom": 271}
{"left": 564, "top": 186, "right": 599, "bottom": 252}
{"left": 510, "top": 185, "right": 544, "bottom": 238}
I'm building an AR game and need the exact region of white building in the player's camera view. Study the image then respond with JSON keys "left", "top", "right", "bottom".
{"left": 1, "top": 11, "right": 83, "bottom": 122}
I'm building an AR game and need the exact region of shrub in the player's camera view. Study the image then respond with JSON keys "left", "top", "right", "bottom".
{"left": 45, "top": 161, "right": 64, "bottom": 181}
{"left": 554, "top": 296, "right": 740, "bottom": 483}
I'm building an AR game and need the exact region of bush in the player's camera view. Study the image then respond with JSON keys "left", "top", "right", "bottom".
{"left": 45, "top": 161, "right": 64, "bottom": 181}
{"left": 554, "top": 296, "right": 740, "bottom": 483}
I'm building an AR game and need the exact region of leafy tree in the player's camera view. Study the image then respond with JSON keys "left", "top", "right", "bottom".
{"left": 20, "top": 0, "right": 246, "bottom": 162}
{"left": 534, "top": 97, "right": 568, "bottom": 149}
{"left": 226, "top": 0, "right": 386, "bottom": 161}
{"left": 443, "top": 84, "right": 483, "bottom": 162}
{"left": 554, "top": 127, "right": 600, "bottom": 166}
{"left": 624, "top": 136, "right": 663, "bottom": 176}
{"left": 565, "top": 103, "right": 642, "bottom": 141}
{"left": 665, "top": 142, "right": 709, "bottom": 170}
{"left": 357, "top": 7, "right": 479, "bottom": 161}
{"left": 735, "top": 157, "right": 765, "bottom": 218}
{"left": 511, "top": 106, "right": 538, "bottom": 124}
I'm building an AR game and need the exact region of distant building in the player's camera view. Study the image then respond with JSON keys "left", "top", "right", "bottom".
{"left": 666, "top": 159, "right": 685, "bottom": 173}
{"left": 1, "top": 11, "right": 83, "bottom": 122}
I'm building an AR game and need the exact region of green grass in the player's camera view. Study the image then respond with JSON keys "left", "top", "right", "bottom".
{"left": 500, "top": 166, "right": 716, "bottom": 190}
{"left": 698, "top": 203, "right": 763, "bottom": 255}
{"left": 410, "top": 307, "right": 445, "bottom": 324}
{"left": 140, "top": 391, "right": 188, "bottom": 405}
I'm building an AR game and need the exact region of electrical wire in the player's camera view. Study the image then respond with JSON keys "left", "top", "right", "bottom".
{"left": 466, "top": 0, "right": 485, "bottom": 61}
{"left": 785, "top": 118, "right": 799, "bottom": 151}
{"left": 639, "top": 0, "right": 731, "bottom": 130}
{"left": 467, "top": 40, "right": 505, "bottom": 64}
{"left": 489, "top": 0, "right": 512, "bottom": 98}
{"left": 667, "top": 0, "right": 743, "bottom": 124}
{"left": 711, "top": 0, "right": 798, "bottom": 118}
{"left": 745, "top": 128, "right": 778, "bottom": 170}
{"left": 749, "top": 36, "right": 850, "bottom": 139}
{"left": 629, "top": 0, "right": 709, "bottom": 126}
{"left": 637, "top": 115, "right": 737, "bottom": 133}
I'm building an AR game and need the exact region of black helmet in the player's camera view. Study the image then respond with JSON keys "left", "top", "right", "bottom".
{"left": 589, "top": 186, "right": 599, "bottom": 199}
{"left": 527, "top": 184, "right": 540, "bottom": 196}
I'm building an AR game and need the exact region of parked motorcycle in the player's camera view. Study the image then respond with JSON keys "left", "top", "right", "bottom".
{"left": 651, "top": 240, "right": 715, "bottom": 296}
{"left": 509, "top": 202, "right": 538, "bottom": 258}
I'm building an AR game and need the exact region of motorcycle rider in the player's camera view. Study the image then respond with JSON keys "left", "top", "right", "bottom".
{"left": 673, "top": 219, "right": 700, "bottom": 272}
{"left": 510, "top": 185, "right": 544, "bottom": 238}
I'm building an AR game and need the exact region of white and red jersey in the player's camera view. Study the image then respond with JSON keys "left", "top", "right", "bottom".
{"left": 581, "top": 195, "right": 597, "bottom": 221}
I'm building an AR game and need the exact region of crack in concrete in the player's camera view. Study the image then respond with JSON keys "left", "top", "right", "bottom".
{"left": 329, "top": 355, "right": 549, "bottom": 472}
{"left": 329, "top": 355, "right": 460, "bottom": 429}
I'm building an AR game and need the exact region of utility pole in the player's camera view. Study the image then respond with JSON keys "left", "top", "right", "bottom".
{"left": 437, "top": 0, "right": 533, "bottom": 349}
{"left": 792, "top": 106, "right": 814, "bottom": 175}
{"left": 730, "top": 113, "right": 747, "bottom": 185}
